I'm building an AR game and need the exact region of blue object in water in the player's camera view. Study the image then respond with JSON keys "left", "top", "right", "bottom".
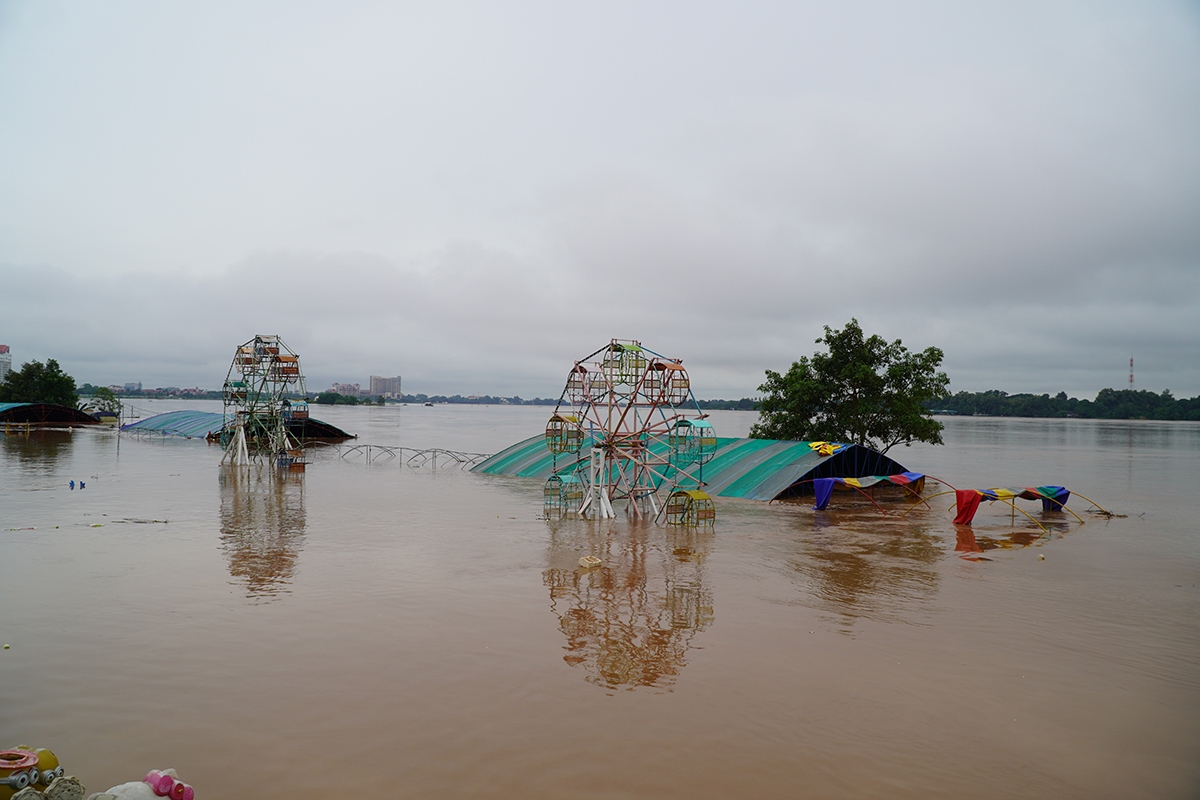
{"left": 69, "top": 480, "right": 75, "bottom": 490}
{"left": 80, "top": 481, "right": 86, "bottom": 489}
{"left": 813, "top": 477, "right": 836, "bottom": 510}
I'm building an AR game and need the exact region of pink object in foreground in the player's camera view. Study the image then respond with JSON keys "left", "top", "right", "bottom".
{"left": 143, "top": 770, "right": 194, "bottom": 799}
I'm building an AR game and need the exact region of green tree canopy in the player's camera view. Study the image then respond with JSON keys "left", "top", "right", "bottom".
{"left": 750, "top": 319, "right": 949, "bottom": 453}
{"left": 0, "top": 359, "right": 79, "bottom": 407}
{"left": 313, "top": 390, "right": 363, "bottom": 405}
{"left": 89, "top": 386, "right": 122, "bottom": 415}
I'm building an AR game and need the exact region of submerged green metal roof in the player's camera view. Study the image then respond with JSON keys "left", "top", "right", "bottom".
{"left": 471, "top": 434, "right": 912, "bottom": 502}
{"left": 121, "top": 409, "right": 354, "bottom": 441}
{"left": 122, "top": 410, "right": 225, "bottom": 438}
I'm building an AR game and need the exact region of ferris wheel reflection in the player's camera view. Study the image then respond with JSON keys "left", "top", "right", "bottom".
{"left": 542, "top": 519, "right": 714, "bottom": 692}
{"left": 218, "top": 465, "right": 306, "bottom": 600}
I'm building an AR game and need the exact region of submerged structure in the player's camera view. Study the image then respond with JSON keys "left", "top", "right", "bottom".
{"left": 0, "top": 402, "right": 99, "bottom": 429}
{"left": 119, "top": 334, "right": 349, "bottom": 457}
{"left": 220, "top": 335, "right": 309, "bottom": 467}
{"left": 120, "top": 409, "right": 352, "bottom": 442}
{"left": 540, "top": 339, "right": 716, "bottom": 523}
{"left": 936, "top": 485, "right": 1112, "bottom": 531}
{"left": 475, "top": 430, "right": 916, "bottom": 506}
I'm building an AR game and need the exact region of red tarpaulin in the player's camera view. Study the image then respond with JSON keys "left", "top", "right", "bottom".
{"left": 954, "top": 489, "right": 982, "bottom": 525}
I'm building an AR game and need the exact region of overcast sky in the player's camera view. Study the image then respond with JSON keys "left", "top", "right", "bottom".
{"left": 1, "top": 1, "right": 1197, "bottom": 399}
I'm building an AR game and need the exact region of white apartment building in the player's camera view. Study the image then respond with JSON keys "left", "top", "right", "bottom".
{"left": 369, "top": 375, "right": 402, "bottom": 398}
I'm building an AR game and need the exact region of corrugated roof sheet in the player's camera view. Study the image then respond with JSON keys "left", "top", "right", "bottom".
{"left": 0, "top": 402, "right": 99, "bottom": 426}
{"left": 471, "top": 434, "right": 913, "bottom": 502}
{"left": 120, "top": 410, "right": 355, "bottom": 441}
{"left": 121, "top": 410, "right": 225, "bottom": 438}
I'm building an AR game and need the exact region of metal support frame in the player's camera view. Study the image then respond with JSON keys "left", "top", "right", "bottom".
{"left": 219, "top": 335, "right": 308, "bottom": 468}
{"left": 545, "top": 339, "right": 715, "bottom": 524}
{"left": 337, "top": 444, "right": 490, "bottom": 469}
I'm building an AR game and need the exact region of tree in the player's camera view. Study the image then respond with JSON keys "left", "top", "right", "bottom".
{"left": 313, "top": 391, "right": 361, "bottom": 405}
{"left": 0, "top": 359, "right": 79, "bottom": 407}
{"left": 750, "top": 319, "right": 949, "bottom": 453}
{"left": 89, "top": 386, "right": 122, "bottom": 415}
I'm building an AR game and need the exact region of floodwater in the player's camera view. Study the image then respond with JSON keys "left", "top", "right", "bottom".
{"left": 2, "top": 402, "right": 1199, "bottom": 799}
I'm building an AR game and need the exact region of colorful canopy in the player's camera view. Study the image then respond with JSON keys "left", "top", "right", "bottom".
{"left": 812, "top": 472, "right": 926, "bottom": 510}
{"left": 954, "top": 486, "right": 1071, "bottom": 524}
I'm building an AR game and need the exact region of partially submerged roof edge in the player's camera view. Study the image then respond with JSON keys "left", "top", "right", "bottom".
{"left": 471, "top": 435, "right": 911, "bottom": 502}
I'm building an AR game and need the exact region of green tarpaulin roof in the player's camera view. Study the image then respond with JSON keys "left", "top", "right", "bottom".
{"left": 121, "top": 410, "right": 355, "bottom": 441}
{"left": 471, "top": 434, "right": 912, "bottom": 502}
{"left": 122, "top": 410, "right": 225, "bottom": 438}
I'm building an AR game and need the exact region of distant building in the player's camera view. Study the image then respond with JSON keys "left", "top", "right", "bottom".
{"left": 369, "top": 375, "right": 402, "bottom": 398}
{"left": 0, "top": 345, "right": 10, "bottom": 384}
{"left": 124, "top": 382, "right": 142, "bottom": 393}
{"left": 332, "top": 383, "right": 362, "bottom": 397}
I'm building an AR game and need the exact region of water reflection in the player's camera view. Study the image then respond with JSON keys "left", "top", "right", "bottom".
{"left": 1094, "top": 420, "right": 1200, "bottom": 452}
{"left": 787, "top": 508, "right": 943, "bottom": 631}
{"left": 1, "top": 430, "right": 75, "bottom": 472}
{"left": 218, "top": 466, "right": 306, "bottom": 600}
{"left": 542, "top": 520, "right": 714, "bottom": 692}
{"left": 953, "top": 516, "right": 1076, "bottom": 560}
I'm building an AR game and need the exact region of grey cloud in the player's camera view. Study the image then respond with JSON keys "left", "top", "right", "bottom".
{"left": 0, "top": 2, "right": 1197, "bottom": 399}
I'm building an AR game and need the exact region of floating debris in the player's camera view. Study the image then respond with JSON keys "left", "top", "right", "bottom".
{"left": 1088, "top": 508, "right": 1128, "bottom": 518}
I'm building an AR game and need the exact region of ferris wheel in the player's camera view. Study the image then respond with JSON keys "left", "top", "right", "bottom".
{"left": 544, "top": 339, "right": 716, "bottom": 523}
{"left": 220, "top": 335, "right": 309, "bottom": 467}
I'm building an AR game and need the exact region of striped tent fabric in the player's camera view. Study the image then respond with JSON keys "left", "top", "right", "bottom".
{"left": 472, "top": 434, "right": 914, "bottom": 503}
{"left": 812, "top": 472, "right": 926, "bottom": 510}
{"left": 954, "top": 486, "right": 1071, "bottom": 524}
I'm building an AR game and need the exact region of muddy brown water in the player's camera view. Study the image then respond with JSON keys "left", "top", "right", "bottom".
{"left": 2, "top": 402, "right": 1198, "bottom": 798}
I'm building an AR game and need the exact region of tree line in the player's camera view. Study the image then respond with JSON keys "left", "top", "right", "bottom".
{"left": 7, "top": 346, "right": 1199, "bottom": 434}
{"left": 928, "top": 389, "right": 1200, "bottom": 421}
{"left": 311, "top": 393, "right": 561, "bottom": 405}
